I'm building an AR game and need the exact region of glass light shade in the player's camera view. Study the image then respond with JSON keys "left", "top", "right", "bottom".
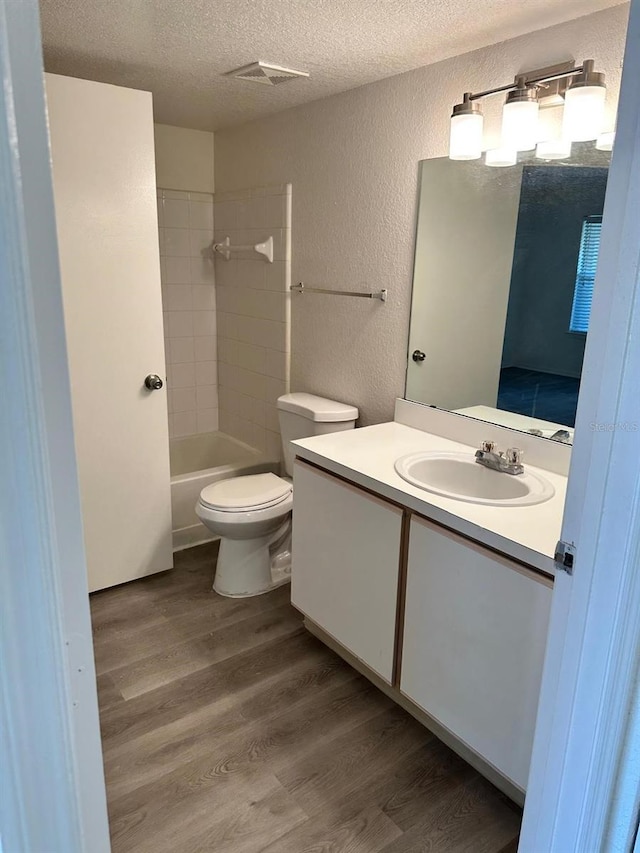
{"left": 596, "top": 130, "right": 615, "bottom": 151}
{"left": 449, "top": 112, "right": 483, "bottom": 160}
{"left": 536, "top": 101, "right": 564, "bottom": 145}
{"left": 536, "top": 138, "right": 572, "bottom": 160}
{"left": 562, "top": 85, "right": 606, "bottom": 142}
{"left": 485, "top": 147, "right": 517, "bottom": 167}
{"left": 501, "top": 100, "right": 539, "bottom": 151}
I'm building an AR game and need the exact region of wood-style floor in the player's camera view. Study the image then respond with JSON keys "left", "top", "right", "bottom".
{"left": 92, "top": 542, "right": 521, "bottom": 853}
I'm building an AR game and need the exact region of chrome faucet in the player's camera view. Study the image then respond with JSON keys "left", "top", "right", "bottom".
{"left": 475, "top": 441, "right": 524, "bottom": 475}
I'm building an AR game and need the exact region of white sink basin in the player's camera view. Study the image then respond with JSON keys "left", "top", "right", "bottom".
{"left": 394, "top": 451, "right": 555, "bottom": 507}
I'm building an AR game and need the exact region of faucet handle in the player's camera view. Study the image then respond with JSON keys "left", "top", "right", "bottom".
{"left": 506, "top": 447, "right": 523, "bottom": 465}
{"left": 481, "top": 440, "right": 495, "bottom": 453}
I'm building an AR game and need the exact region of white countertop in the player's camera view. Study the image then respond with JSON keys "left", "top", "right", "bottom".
{"left": 293, "top": 422, "right": 567, "bottom": 576}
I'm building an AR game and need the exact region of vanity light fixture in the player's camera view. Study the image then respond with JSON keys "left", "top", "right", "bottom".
{"left": 535, "top": 98, "right": 572, "bottom": 160}
{"left": 562, "top": 60, "right": 606, "bottom": 142}
{"left": 485, "top": 147, "right": 517, "bottom": 167}
{"left": 501, "top": 77, "right": 539, "bottom": 151}
{"left": 449, "top": 93, "right": 484, "bottom": 160}
{"left": 536, "top": 138, "right": 572, "bottom": 160}
{"left": 596, "top": 130, "right": 616, "bottom": 151}
{"left": 448, "top": 60, "right": 607, "bottom": 162}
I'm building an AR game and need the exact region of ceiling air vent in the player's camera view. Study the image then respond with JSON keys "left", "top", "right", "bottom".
{"left": 224, "top": 61, "right": 309, "bottom": 86}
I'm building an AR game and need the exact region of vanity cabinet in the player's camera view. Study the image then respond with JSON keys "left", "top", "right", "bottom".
{"left": 291, "top": 460, "right": 403, "bottom": 683}
{"left": 291, "top": 454, "right": 556, "bottom": 799}
{"left": 400, "top": 516, "right": 552, "bottom": 790}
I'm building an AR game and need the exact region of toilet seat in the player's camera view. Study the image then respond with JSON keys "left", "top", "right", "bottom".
{"left": 197, "top": 492, "right": 293, "bottom": 529}
{"left": 200, "top": 473, "right": 292, "bottom": 512}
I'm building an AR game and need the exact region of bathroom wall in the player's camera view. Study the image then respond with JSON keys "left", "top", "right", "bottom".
{"left": 157, "top": 189, "right": 217, "bottom": 437}
{"left": 154, "top": 124, "right": 214, "bottom": 193}
{"left": 214, "top": 184, "right": 291, "bottom": 460}
{"left": 213, "top": 4, "right": 629, "bottom": 425}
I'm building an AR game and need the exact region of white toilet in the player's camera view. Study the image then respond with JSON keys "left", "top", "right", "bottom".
{"left": 196, "top": 393, "right": 358, "bottom": 597}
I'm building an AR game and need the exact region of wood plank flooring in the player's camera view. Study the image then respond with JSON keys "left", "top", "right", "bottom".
{"left": 91, "top": 542, "right": 521, "bottom": 852}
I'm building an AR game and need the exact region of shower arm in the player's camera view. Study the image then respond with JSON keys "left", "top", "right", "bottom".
{"left": 213, "top": 235, "right": 273, "bottom": 263}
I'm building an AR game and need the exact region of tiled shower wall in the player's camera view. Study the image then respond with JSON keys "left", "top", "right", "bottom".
{"left": 157, "top": 189, "right": 218, "bottom": 437}
{"left": 214, "top": 184, "right": 291, "bottom": 461}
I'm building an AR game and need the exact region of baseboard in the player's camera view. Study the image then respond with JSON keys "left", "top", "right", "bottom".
{"left": 303, "top": 617, "right": 525, "bottom": 808}
{"left": 172, "top": 524, "right": 219, "bottom": 552}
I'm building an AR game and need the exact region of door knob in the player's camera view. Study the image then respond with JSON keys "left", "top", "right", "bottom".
{"left": 412, "top": 350, "right": 426, "bottom": 363}
{"left": 144, "top": 374, "right": 163, "bottom": 390}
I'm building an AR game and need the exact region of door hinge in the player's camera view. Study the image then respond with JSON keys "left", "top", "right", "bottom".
{"left": 554, "top": 540, "right": 576, "bottom": 575}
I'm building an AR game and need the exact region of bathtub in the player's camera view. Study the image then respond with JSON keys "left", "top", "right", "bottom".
{"left": 170, "top": 431, "right": 279, "bottom": 550}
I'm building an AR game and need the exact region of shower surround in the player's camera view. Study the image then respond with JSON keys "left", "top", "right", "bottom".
{"left": 214, "top": 183, "right": 292, "bottom": 462}
{"left": 158, "top": 184, "right": 291, "bottom": 547}
{"left": 157, "top": 189, "right": 217, "bottom": 437}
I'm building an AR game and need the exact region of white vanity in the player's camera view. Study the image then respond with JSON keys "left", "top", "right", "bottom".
{"left": 290, "top": 400, "right": 569, "bottom": 804}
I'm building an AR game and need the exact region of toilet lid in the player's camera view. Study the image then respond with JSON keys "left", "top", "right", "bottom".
{"left": 200, "top": 473, "right": 292, "bottom": 511}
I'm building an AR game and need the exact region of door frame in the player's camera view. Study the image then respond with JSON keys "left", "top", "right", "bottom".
{"left": 520, "top": 2, "right": 640, "bottom": 849}
{"left": 3, "top": 0, "right": 640, "bottom": 849}
{"left": 0, "top": 0, "right": 110, "bottom": 850}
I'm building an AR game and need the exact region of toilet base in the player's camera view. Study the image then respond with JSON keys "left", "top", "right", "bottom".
{"left": 213, "top": 526, "right": 292, "bottom": 598}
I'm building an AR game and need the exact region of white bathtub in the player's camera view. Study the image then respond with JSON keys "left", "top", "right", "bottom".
{"left": 170, "top": 431, "right": 278, "bottom": 550}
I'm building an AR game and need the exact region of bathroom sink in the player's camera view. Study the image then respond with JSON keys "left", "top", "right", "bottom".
{"left": 394, "top": 451, "right": 555, "bottom": 506}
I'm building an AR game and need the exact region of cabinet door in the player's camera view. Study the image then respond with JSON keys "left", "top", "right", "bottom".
{"left": 401, "top": 516, "right": 552, "bottom": 790}
{"left": 46, "top": 74, "right": 172, "bottom": 591}
{"left": 292, "top": 461, "right": 403, "bottom": 683}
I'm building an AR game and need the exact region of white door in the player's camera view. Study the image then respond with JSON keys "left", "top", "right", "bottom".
{"left": 406, "top": 159, "right": 522, "bottom": 410}
{"left": 45, "top": 73, "right": 173, "bottom": 592}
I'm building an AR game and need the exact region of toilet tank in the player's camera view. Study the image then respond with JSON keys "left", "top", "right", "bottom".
{"left": 277, "top": 393, "right": 358, "bottom": 476}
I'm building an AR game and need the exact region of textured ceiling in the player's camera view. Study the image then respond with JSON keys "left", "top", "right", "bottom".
{"left": 40, "top": 0, "right": 624, "bottom": 131}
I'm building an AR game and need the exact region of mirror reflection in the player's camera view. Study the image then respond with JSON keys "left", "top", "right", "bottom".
{"left": 406, "top": 147, "right": 611, "bottom": 443}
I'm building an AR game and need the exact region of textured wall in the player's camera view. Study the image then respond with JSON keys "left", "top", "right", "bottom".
{"left": 154, "top": 124, "right": 215, "bottom": 193}
{"left": 214, "top": 5, "right": 628, "bottom": 426}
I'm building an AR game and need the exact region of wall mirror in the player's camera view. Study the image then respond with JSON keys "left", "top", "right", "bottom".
{"left": 406, "top": 145, "right": 611, "bottom": 443}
